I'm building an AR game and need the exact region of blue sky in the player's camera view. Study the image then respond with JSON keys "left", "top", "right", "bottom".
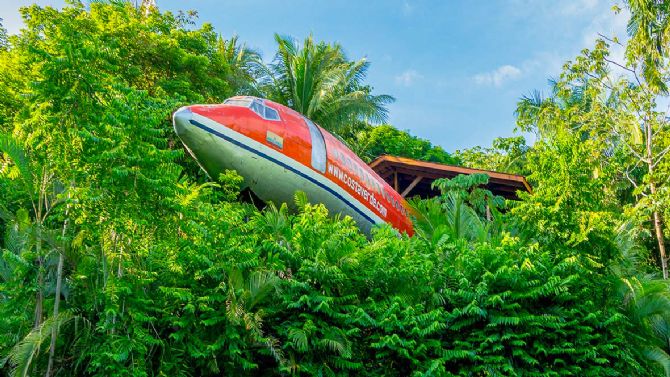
{"left": 1, "top": 0, "right": 629, "bottom": 152}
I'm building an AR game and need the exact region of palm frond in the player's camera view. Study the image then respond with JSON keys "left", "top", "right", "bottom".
{"left": 261, "top": 34, "right": 392, "bottom": 133}
{"left": 3, "top": 311, "right": 75, "bottom": 377}
{"left": 247, "top": 270, "right": 280, "bottom": 310}
{"left": 642, "top": 347, "right": 670, "bottom": 377}
{"left": 289, "top": 328, "right": 309, "bottom": 352}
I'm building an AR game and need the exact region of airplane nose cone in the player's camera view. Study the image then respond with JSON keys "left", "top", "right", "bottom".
{"left": 173, "top": 106, "right": 193, "bottom": 138}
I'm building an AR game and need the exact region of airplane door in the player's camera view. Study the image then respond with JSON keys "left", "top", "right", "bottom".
{"left": 303, "top": 117, "right": 327, "bottom": 173}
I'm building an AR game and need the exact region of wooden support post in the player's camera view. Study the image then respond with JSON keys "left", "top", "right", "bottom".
{"left": 393, "top": 171, "right": 399, "bottom": 192}
{"left": 401, "top": 176, "right": 423, "bottom": 198}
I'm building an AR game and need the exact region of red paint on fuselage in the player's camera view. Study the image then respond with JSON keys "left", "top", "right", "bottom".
{"left": 188, "top": 98, "right": 414, "bottom": 236}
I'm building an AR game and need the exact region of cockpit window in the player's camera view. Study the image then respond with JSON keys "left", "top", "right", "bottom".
{"left": 224, "top": 97, "right": 281, "bottom": 121}
{"left": 250, "top": 101, "right": 264, "bottom": 117}
{"left": 264, "top": 106, "right": 280, "bottom": 120}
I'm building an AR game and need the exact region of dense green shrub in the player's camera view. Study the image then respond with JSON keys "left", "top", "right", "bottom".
{"left": 1, "top": 2, "right": 669, "bottom": 376}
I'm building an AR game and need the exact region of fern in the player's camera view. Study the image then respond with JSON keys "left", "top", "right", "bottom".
{"left": 0, "top": 133, "right": 34, "bottom": 194}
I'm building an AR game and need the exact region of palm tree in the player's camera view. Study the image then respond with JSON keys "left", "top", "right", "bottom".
{"left": 260, "top": 34, "right": 394, "bottom": 133}
{"left": 217, "top": 35, "right": 264, "bottom": 95}
{"left": 616, "top": 276, "right": 670, "bottom": 375}
{"left": 612, "top": 222, "right": 670, "bottom": 375}
{"left": 515, "top": 80, "right": 594, "bottom": 138}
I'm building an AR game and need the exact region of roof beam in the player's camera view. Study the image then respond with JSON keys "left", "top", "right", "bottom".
{"left": 369, "top": 155, "right": 532, "bottom": 200}
{"left": 401, "top": 176, "right": 423, "bottom": 197}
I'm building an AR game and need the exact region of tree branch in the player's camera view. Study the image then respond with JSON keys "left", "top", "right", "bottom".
{"left": 625, "top": 169, "right": 643, "bottom": 193}
{"left": 653, "top": 144, "right": 670, "bottom": 168}
{"left": 598, "top": 33, "right": 624, "bottom": 47}
{"left": 624, "top": 159, "right": 647, "bottom": 196}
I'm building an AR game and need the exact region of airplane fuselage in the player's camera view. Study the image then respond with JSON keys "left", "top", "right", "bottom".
{"left": 173, "top": 97, "right": 413, "bottom": 235}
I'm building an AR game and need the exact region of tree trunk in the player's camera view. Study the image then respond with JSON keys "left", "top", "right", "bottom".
{"left": 33, "top": 259, "right": 43, "bottom": 329}
{"left": 45, "top": 252, "right": 64, "bottom": 377}
{"left": 34, "top": 169, "right": 47, "bottom": 329}
{"left": 34, "top": 225, "right": 43, "bottom": 329}
{"left": 650, "top": 182, "right": 668, "bottom": 279}
{"left": 645, "top": 120, "right": 668, "bottom": 279}
{"left": 46, "top": 196, "right": 69, "bottom": 377}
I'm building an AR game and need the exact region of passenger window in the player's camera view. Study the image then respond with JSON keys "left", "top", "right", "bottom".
{"left": 303, "top": 117, "right": 327, "bottom": 173}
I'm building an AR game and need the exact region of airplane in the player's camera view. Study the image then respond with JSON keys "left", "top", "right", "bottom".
{"left": 173, "top": 96, "right": 413, "bottom": 236}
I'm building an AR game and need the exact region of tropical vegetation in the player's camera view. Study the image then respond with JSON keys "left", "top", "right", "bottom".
{"left": 1, "top": 1, "right": 670, "bottom": 376}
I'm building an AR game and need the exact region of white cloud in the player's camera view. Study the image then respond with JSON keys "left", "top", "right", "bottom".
{"left": 513, "top": 2, "right": 630, "bottom": 80}
{"left": 402, "top": 1, "right": 414, "bottom": 16}
{"left": 474, "top": 65, "right": 522, "bottom": 87}
{"left": 395, "top": 69, "right": 423, "bottom": 86}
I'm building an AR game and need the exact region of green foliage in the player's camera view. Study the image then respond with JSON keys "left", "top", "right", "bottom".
{"left": 0, "top": 2, "right": 669, "bottom": 377}
{"left": 624, "top": 0, "right": 670, "bottom": 93}
{"left": 217, "top": 35, "right": 263, "bottom": 95}
{"left": 346, "top": 123, "right": 460, "bottom": 164}
{"left": 510, "top": 130, "right": 620, "bottom": 257}
{"left": 456, "top": 136, "right": 529, "bottom": 175}
{"left": 410, "top": 174, "right": 503, "bottom": 247}
{"left": 260, "top": 34, "right": 394, "bottom": 133}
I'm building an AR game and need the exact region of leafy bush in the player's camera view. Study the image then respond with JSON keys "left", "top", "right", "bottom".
{"left": 1, "top": 2, "right": 668, "bottom": 377}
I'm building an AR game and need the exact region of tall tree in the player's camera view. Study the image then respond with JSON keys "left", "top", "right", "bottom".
{"left": 218, "top": 35, "right": 263, "bottom": 95}
{"left": 347, "top": 123, "right": 460, "bottom": 164}
{"left": 456, "top": 136, "right": 530, "bottom": 175}
{"left": 622, "top": 0, "right": 670, "bottom": 279}
{"left": 517, "top": 35, "right": 670, "bottom": 278}
{"left": 0, "top": 2, "right": 260, "bottom": 374}
{"left": 261, "top": 34, "right": 393, "bottom": 132}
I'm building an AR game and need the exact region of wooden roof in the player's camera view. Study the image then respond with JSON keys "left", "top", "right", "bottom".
{"left": 369, "top": 155, "right": 532, "bottom": 200}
